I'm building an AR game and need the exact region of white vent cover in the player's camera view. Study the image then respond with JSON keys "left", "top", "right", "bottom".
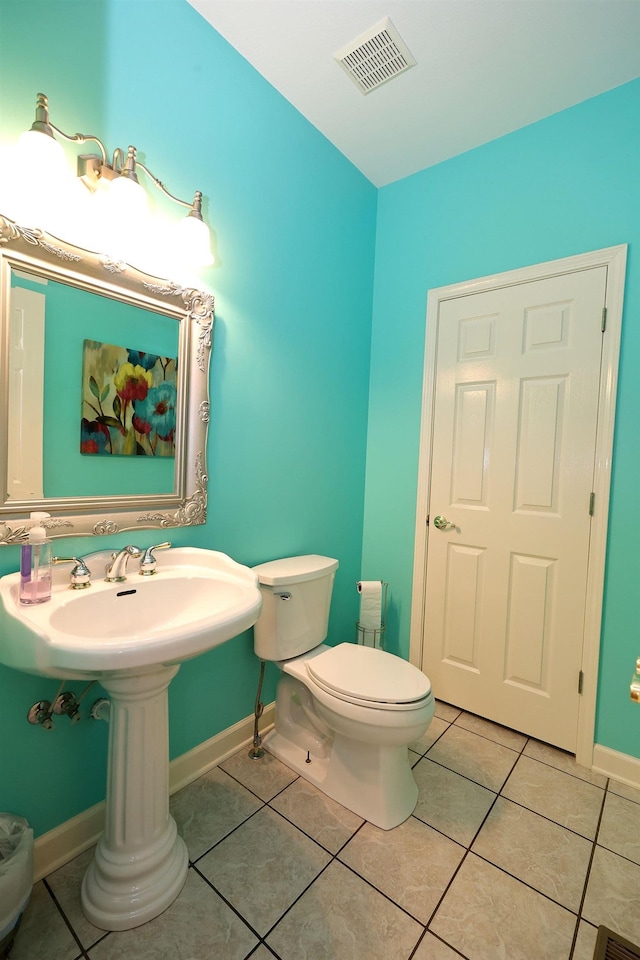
{"left": 334, "top": 16, "right": 416, "bottom": 95}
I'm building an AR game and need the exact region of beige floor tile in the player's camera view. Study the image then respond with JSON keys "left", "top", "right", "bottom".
{"left": 410, "top": 715, "right": 450, "bottom": 754}
{"left": 523, "top": 739, "right": 607, "bottom": 787}
{"left": 45, "top": 847, "right": 104, "bottom": 948}
{"left": 411, "top": 931, "right": 464, "bottom": 959}
{"left": 453, "top": 711, "right": 527, "bottom": 751}
{"left": 608, "top": 778, "right": 640, "bottom": 805}
{"left": 471, "top": 796, "right": 592, "bottom": 910}
{"left": 197, "top": 806, "right": 330, "bottom": 935}
{"left": 269, "top": 777, "right": 363, "bottom": 854}
{"left": 502, "top": 755, "right": 604, "bottom": 839}
{"left": 430, "top": 854, "right": 575, "bottom": 960}
{"left": 266, "top": 860, "right": 422, "bottom": 960}
{"left": 9, "top": 881, "right": 82, "bottom": 960}
{"left": 220, "top": 749, "right": 298, "bottom": 801}
{"left": 598, "top": 791, "right": 640, "bottom": 865}
{"left": 87, "top": 868, "right": 258, "bottom": 960}
{"left": 412, "top": 758, "right": 496, "bottom": 846}
{"left": 338, "top": 816, "right": 464, "bottom": 923}
{"left": 170, "top": 766, "right": 263, "bottom": 860}
{"left": 434, "top": 700, "right": 461, "bottom": 722}
{"left": 427, "top": 724, "right": 518, "bottom": 792}
{"left": 582, "top": 846, "right": 640, "bottom": 945}
{"left": 572, "top": 921, "right": 598, "bottom": 960}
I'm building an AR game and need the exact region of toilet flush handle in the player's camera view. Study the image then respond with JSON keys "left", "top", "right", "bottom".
{"left": 276, "top": 592, "right": 292, "bottom": 601}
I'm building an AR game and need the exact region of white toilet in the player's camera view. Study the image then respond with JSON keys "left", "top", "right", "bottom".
{"left": 252, "top": 555, "right": 435, "bottom": 830}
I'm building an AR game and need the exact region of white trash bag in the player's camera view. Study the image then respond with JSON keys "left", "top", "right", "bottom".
{"left": 0, "top": 815, "right": 33, "bottom": 958}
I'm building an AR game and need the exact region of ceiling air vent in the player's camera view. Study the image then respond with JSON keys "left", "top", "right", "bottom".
{"left": 334, "top": 16, "right": 416, "bottom": 95}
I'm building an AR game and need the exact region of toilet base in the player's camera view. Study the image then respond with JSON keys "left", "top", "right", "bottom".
{"left": 262, "top": 727, "right": 419, "bottom": 830}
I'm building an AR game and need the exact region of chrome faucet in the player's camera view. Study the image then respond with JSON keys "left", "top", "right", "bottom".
{"left": 52, "top": 555, "right": 92, "bottom": 589}
{"left": 139, "top": 541, "right": 172, "bottom": 576}
{"left": 105, "top": 545, "right": 142, "bottom": 582}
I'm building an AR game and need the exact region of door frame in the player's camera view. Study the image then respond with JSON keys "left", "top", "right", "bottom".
{"left": 409, "top": 245, "right": 627, "bottom": 767}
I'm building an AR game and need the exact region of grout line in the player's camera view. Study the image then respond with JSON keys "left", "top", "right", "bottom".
{"left": 567, "top": 778, "right": 609, "bottom": 959}
{"left": 190, "top": 802, "right": 266, "bottom": 866}
{"left": 470, "top": 849, "right": 581, "bottom": 916}
{"left": 42, "top": 878, "right": 91, "bottom": 959}
{"left": 491, "top": 793, "right": 599, "bottom": 844}
{"left": 516, "top": 750, "right": 608, "bottom": 790}
{"left": 451, "top": 721, "right": 528, "bottom": 753}
{"left": 416, "top": 735, "right": 530, "bottom": 946}
{"left": 336, "top": 856, "right": 430, "bottom": 928}
{"left": 259, "top": 857, "right": 335, "bottom": 942}
{"left": 408, "top": 928, "right": 469, "bottom": 960}
{"left": 190, "top": 862, "right": 263, "bottom": 941}
{"left": 577, "top": 778, "right": 608, "bottom": 917}
{"left": 414, "top": 754, "right": 502, "bottom": 795}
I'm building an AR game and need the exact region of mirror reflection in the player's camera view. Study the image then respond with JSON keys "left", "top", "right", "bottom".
{"left": 8, "top": 267, "right": 179, "bottom": 501}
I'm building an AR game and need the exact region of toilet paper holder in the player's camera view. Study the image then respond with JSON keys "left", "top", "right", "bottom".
{"left": 355, "top": 580, "right": 388, "bottom": 650}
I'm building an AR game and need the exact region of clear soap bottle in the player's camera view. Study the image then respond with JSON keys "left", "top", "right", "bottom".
{"left": 19, "top": 513, "right": 52, "bottom": 605}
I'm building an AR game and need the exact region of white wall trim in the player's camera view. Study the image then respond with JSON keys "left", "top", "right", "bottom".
{"left": 409, "top": 245, "right": 628, "bottom": 768}
{"left": 33, "top": 703, "right": 275, "bottom": 882}
{"left": 592, "top": 744, "right": 640, "bottom": 791}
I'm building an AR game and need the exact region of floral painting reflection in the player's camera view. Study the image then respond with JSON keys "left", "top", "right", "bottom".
{"left": 81, "top": 339, "right": 177, "bottom": 457}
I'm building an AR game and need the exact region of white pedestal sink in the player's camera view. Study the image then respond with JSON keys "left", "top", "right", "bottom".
{"left": 0, "top": 547, "right": 262, "bottom": 931}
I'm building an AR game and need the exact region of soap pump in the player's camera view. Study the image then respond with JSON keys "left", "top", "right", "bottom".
{"left": 19, "top": 512, "right": 52, "bottom": 605}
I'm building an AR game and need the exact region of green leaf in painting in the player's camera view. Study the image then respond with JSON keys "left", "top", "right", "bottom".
{"left": 96, "top": 415, "right": 125, "bottom": 435}
{"left": 113, "top": 394, "right": 122, "bottom": 419}
{"left": 89, "top": 376, "right": 100, "bottom": 400}
{"left": 100, "top": 385, "right": 110, "bottom": 403}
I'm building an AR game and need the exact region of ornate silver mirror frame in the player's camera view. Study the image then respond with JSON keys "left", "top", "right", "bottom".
{"left": 0, "top": 214, "right": 213, "bottom": 544}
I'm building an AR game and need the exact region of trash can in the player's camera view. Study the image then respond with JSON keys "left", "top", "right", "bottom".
{"left": 0, "top": 815, "right": 33, "bottom": 959}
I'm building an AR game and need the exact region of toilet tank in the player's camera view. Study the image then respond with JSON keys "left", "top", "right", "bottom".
{"left": 252, "top": 555, "right": 339, "bottom": 661}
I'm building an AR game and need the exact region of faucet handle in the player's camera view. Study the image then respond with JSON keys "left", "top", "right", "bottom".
{"left": 52, "top": 556, "right": 92, "bottom": 589}
{"left": 139, "top": 541, "right": 172, "bottom": 576}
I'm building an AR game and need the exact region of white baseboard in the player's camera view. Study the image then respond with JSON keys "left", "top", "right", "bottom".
{"left": 33, "top": 703, "right": 275, "bottom": 882}
{"left": 591, "top": 743, "right": 640, "bottom": 791}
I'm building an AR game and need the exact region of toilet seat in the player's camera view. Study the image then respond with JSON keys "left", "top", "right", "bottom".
{"left": 306, "top": 643, "right": 431, "bottom": 710}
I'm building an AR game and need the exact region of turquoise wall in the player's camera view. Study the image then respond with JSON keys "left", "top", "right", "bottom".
{"left": 0, "top": 0, "right": 638, "bottom": 840}
{"left": 362, "top": 78, "right": 640, "bottom": 758}
{"left": 0, "top": 0, "right": 376, "bottom": 835}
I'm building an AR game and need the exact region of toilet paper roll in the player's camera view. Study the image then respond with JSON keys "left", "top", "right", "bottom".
{"left": 357, "top": 580, "right": 383, "bottom": 632}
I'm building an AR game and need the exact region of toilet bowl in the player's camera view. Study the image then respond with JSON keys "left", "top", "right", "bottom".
{"left": 253, "top": 556, "right": 435, "bottom": 829}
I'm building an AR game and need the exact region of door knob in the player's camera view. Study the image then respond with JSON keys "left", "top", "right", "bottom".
{"left": 433, "top": 515, "right": 454, "bottom": 530}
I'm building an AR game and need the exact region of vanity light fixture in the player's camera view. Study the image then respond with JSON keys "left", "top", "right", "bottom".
{"left": 10, "top": 93, "right": 214, "bottom": 274}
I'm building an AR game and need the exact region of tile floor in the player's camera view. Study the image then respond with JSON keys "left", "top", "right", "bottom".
{"left": 9, "top": 700, "right": 640, "bottom": 960}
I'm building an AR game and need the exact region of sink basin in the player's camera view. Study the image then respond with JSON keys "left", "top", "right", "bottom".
{"left": 0, "top": 546, "right": 262, "bottom": 679}
{"left": 0, "top": 545, "right": 263, "bottom": 931}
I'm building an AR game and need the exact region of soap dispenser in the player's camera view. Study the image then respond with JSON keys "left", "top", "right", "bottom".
{"left": 20, "top": 512, "right": 52, "bottom": 605}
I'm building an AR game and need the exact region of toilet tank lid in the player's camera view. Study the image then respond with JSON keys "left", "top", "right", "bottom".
{"left": 252, "top": 555, "right": 339, "bottom": 586}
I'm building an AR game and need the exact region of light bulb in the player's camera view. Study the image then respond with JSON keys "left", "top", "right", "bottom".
{"left": 175, "top": 214, "right": 214, "bottom": 267}
{"left": 17, "top": 129, "right": 69, "bottom": 179}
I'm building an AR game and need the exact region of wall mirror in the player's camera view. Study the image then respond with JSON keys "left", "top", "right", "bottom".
{"left": 0, "top": 214, "right": 213, "bottom": 544}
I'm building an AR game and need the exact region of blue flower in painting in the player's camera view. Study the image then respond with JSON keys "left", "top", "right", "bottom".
{"left": 133, "top": 382, "right": 177, "bottom": 441}
{"left": 80, "top": 418, "right": 110, "bottom": 455}
{"left": 126, "top": 349, "right": 159, "bottom": 371}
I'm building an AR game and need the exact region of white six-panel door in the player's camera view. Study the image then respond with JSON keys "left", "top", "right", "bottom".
{"left": 417, "top": 265, "right": 612, "bottom": 751}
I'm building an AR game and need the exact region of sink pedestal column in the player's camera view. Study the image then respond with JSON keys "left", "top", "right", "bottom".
{"left": 81, "top": 665, "right": 188, "bottom": 930}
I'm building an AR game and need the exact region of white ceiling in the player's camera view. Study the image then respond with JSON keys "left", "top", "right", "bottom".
{"left": 187, "top": 0, "right": 640, "bottom": 187}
